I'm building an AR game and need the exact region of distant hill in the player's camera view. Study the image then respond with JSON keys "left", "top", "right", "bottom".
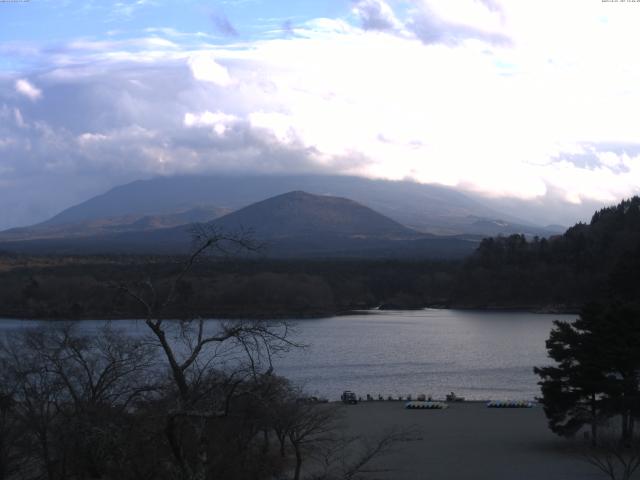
{"left": 26, "top": 174, "right": 558, "bottom": 237}
{"left": 0, "top": 191, "right": 480, "bottom": 258}
{"left": 0, "top": 206, "right": 229, "bottom": 241}
{"left": 213, "top": 191, "right": 419, "bottom": 239}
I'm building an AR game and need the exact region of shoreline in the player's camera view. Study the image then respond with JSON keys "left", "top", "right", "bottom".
{"left": 0, "top": 305, "right": 579, "bottom": 322}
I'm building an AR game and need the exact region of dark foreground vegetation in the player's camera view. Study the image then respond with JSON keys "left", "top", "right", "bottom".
{"left": 0, "top": 321, "right": 408, "bottom": 480}
{"left": 2, "top": 196, "right": 640, "bottom": 319}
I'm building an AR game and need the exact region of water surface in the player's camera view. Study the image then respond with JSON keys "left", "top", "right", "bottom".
{"left": 0, "top": 309, "right": 574, "bottom": 401}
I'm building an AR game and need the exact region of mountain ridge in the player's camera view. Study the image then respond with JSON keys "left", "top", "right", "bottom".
{"left": 30, "top": 174, "right": 561, "bottom": 237}
{"left": 0, "top": 191, "right": 479, "bottom": 258}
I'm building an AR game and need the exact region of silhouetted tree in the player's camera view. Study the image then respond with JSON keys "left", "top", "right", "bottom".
{"left": 0, "top": 323, "right": 157, "bottom": 480}
{"left": 117, "top": 225, "right": 302, "bottom": 479}
{"left": 535, "top": 303, "right": 640, "bottom": 446}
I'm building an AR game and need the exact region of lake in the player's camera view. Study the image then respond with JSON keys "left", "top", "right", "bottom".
{"left": 0, "top": 309, "right": 575, "bottom": 401}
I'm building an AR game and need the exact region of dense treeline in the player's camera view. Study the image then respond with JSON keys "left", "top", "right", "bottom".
{"left": 0, "top": 257, "right": 458, "bottom": 319}
{"left": 455, "top": 196, "right": 640, "bottom": 309}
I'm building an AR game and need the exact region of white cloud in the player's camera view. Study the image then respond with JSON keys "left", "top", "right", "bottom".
{"left": 406, "top": 0, "right": 510, "bottom": 45}
{"left": 184, "top": 110, "right": 239, "bottom": 136}
{"left": 184, "top": 111, "right": 239, "bottom": 128}
{"left": 187, "top": 54, "right": 233, "bottom": 87}
{"left": 15, "top": 79, "right": 42, "bottom": 101}
{"left": 13, "top": 108, "right": 26, "bottom": 128}
{"left": 77, "top": 132, "right": 109, "bottom": 144}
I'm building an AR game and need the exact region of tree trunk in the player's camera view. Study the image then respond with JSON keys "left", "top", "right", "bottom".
{"left": 40, "top": 431, "right": 56, "bottom": 480}
{"left": 591, "top": 394, "right": 598, "bottom": 447}
{"left": 262, "top": 429, "right": 270, "bottom": 454}
{"left": 277, "top": 432, "right": 286, "bottom": 457}
{"left": 146, "top": 321, "right": 190, "bottom": 400}
{"left": 293, "top": 444, "right": 302, "bottom": 480}
{"left": 165, "top": 415, "right": 187, "bottom": 474}
{"left": 622, "top": 410, "right": 630, "bottom": 446}
{"left": 0, "top": 435, "right": 6, "bottom": 480}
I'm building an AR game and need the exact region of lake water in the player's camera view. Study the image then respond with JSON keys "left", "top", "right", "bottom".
{"left": 0, "top": 309, "right": 575, "bottom": 401}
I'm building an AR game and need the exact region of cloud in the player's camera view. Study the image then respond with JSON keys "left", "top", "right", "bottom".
{"left": 184, "top": 110, "right": 239, "bottom": 136}
{"left": 184, "top": 111, "right": 239, "bottom": 128}
{"left": 351, "top": 0, "right": 509, "bottom": 46}
{"left": 187, "top": 54, "right": 233, "bottom": 86}
{"left": 13, "top": 108, "right": 26, "bottom": 128}
{"left": 406, "top": 0, "right": 510, "bottom": 46}
{"left": 111, "top": 0, "right": 157, "bottom": 19}
{"left": 15, "top": 79, "right": 42, "bottom": 101}
{"left": 352, "top": 0, "right": 401, "bottom": 32}
{"left": 210, "top": 13, "right": 239, "bottom": 36}
{"left": 281, "top": 19, "right": 295, "bottom": 38}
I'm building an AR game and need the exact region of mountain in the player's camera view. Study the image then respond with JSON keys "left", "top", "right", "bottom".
{"left": 28, "top": 174, "right": 558, "bottom": 237}
{"left": 212, "top": 191, "right": 419, "bottom": 239}
{"left": 0, "top": 206, "right": 229, "bottom": 241}
{"left": 0, "top": 191, "right": 479, "bottom": 258}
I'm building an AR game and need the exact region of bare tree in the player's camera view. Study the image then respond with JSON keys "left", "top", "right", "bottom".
{"left": 287, "top": 403, "right": 339, "bottom": 480}
{"left": 1, "top": 329, "right": 65, "bottom": 480}
{"left": 0, "top": 386, "right": 23, "bottom": 480}
{"left": 116, "top": 225, "right": 300, "bottom": 479}
{"left": 583, "top": 426, "right": 640, "bottom": 480}
{"left": 271, "top": 390, "right": 414, "bottom": 480}
{"left": 0, "top": 323, "right": 158, "bottom": 480}
{"left": 311, "top": 427, "right": 417, "bottom": 480}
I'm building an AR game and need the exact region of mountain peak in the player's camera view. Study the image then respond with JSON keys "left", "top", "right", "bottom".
{"left": 213, "top": 190, "right": 417, "bottom": 240}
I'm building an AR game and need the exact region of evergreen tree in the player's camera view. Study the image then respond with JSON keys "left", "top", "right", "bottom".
{"left": 535, "top": 303, "right": 640, "bottom": 445}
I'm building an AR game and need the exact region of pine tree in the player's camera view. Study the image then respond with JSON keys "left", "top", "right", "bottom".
{"left": 535, "top": 303, "right": 640, "bottom": 445}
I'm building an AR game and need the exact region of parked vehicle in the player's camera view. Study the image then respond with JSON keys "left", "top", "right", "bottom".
{"left": 341, "top": 390, "right": 358, "bottom": 404}
{"left": 446, "top": 392, "right": 465, "bottom": 402}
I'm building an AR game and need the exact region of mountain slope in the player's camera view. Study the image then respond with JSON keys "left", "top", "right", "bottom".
{"left": 34, "top": 174, "right": 556, "bottom": 237}
{"left": 212, "top": 191, "right": 420, "bottom": 239}
{"left": 0, "top": 192, "right": 479, "bottom": 258}
{"left": 0, "top": 206, "right": 229, "bottom": 241}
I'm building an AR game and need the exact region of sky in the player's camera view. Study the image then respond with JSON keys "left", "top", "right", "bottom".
{"left": 1, "top": 0, "right": 640, "bottom": 229}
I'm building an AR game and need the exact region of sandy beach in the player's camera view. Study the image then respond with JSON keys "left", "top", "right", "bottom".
{"left": 337, "top": 401, "right": 602, "bottom": 480}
